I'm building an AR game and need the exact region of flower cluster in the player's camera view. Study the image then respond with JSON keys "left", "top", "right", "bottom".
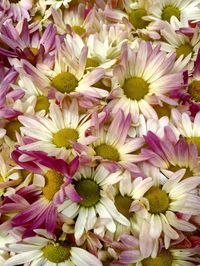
{"left": 0, "top": 0, "right": 200, "bottom": 265}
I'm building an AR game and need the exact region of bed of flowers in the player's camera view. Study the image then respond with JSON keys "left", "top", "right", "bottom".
{"left": 1, "top": 0, "right": 200, "bottom": 265}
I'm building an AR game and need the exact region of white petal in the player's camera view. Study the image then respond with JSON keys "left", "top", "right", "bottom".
{"left": 5, "top": 250, "right": 41, "bottom": 266}
{"left": 71, "top": 247, "right": 103, "bottom": 266}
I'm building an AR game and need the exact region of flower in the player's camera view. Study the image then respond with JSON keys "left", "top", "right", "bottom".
{"left": 4, "top": 232, "right": 103, "bottom": 266}
{"left": 109, "top": 41, "right": 184, "bottom": 122}
{"left": 58, "top": 164, "right": 130, "bottom": 240}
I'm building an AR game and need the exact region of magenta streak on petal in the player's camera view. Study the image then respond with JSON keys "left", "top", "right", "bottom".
{"left": 193, "top": 48, "right": 200, "bottom": 76}
{"left": 64, "top": 184, "right": 81, "bottom": 202}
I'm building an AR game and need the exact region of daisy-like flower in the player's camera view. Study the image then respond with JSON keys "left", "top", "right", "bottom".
{"left": 51, "top": 3, "right": 93, "bottom": 36}
{"left": 148, "top": 0, "right": 200, "bottom": 24}
{"left": 15, "top": 42, "right": 107, "bottom": 106}
{"left": 0, "top": 19, "right": 57, "bottom": 65}
{"left": 171, "top": 109, "right": 200, "bottom": 154}
{"left": 58, "top": 164, "right": 130, "bottom": 240}
{"left": 143, "top": 128, "right": 200, "bottom": 183}
{"left": 9, "top": 151, "right": 81, "bottom": 236}
{"left": 18, "top": 100, "right": 95, "bottom": 159}
{"left": 4, "top": 233, "right": 103, "bottom": 266}
{"left": 118, "top": 235, "right": 200, "bottom": 266}
{"left": 0, "top": 0, "right": 32, "bottom": 21}
{"left": 124, "top": 0, "right": 164, "bottom": 40}
{"left": 109, "top": 41, "right": 184, "bottom": 122}
{"left": 89, "top": 109, "right": 149, "bottom": 172}
{"left": 159, "top": 18, "right": 200, "bottom": 70}
{"left": 11, "top": 75, "right": 50, "bottom": 116}
{"left": 135, "top": 169, "right": 200, "bottom": 250}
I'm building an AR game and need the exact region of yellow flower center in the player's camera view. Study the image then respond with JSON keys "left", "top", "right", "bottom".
{"left": 188, "top": 80, "right": 200, "bottom": 102}
{"left": 51, "top": 72, "right": 79, "bottom": 94}
{"left": 115, "top": 194, "right": 133, "bottom": 218}
{"left": 53, "top": 128, "right": 79, "bottom": 148}
{"left": 5, "top": 120, "right": 22, "bottom": 141}
{"left": 32, "top": 12, "right": 43, "bottom": 22}
{"left": 142, "top": 250, "right": 173, "bottom": 266}
{"left": 168, "top": 164, "right": 194, "bottom": 179}
{"left": 35, "top": 95, "right": 50, "bottom": 113}
{"left": 43, "top": 243, "right": 70, "bottom": 263}
{"left": 42, "top": 170, "right": 64, "bottom": 201}
{"left": 187, "top": 137, "right": 200, "bottom": 154}
{"left": 176, "top": 43, "right": 193, "bottom": 58}
{"left": 123, "top": 77, "right": 149, "bottom": 101}
{"left": 29, "top": 47, "right": 39, "bottom": 55}
{"left": 161, "top": 6, "right": 181, "bottom": 22}
{"left": 129, "top": 8, "right": 149, "bottom": 29}
{"left": 72, "top": 26, "right": 86, "bottom": 36}
{"left": 144, "top": 187, "right": 169, "bottom": 214}
{"left": 95, "top": 144, "right": 120, "bottom": 161}
{"left": 75, "top": 179, "right": 100, "bottom": 207}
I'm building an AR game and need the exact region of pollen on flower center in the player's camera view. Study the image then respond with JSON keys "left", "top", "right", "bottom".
{"left": 142, "top": 250, "right": 173, "bottom": 266}
{"left": 128, "top": 8, "right": 149, "bottom": 29}
{"left": 42, "top": 170, "right": 64, "bottom": 201}
{"left": 29, "top": 47, "right": 39, "bottom": 55}
{"left": 43, "top": 243, "right": 70, "bottom": 263}
{"left": 176, "top": 43, "right": 193, "bottom": 58}
{"left": 115, "top": 194, "right": 133, "bottom": 218}
{"left": 188, "top": 80, "right": 200, "bottom": 102}
{"left": 95, "top": 143, "right": 120, "bottom": 161}
{"left": 161, "top": 5, "right": 181, "bottom": 22}
{"left": 72, "top": 26, "right": 86, "bottom": 36}
{"left": 53, "top": 128, "right": 79, "bottom": 148}
{"left": 75, "top": 179, "right": 100, "bottom": 207}
{"left": 5, "top": 120, "right": 22, "bottom": 141}
{"left": 123, "top": 77, "right": 149, "bottom": 101}
{"left": 51, "top": 72, "right": 79, "bottom": 93}
{"left": 35, "top": 95, "right": 50, "bottom": 112}
{"left": 144, "top": 187, "right": 169, "bottom": 214}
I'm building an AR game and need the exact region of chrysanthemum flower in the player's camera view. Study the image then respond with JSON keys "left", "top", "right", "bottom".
{"left": 109, "top": 41, "right": 184, "bottom": 122}
{"left": 4, "top": 233, "right": 103, "bottom": 266}
{"left": 148, "top": 0, "right": 200, "bottom": 24}
{"left": 171, "top": 109, "right": 200, "bottom": 154}
{"left": 159, "top": 18, "right": 200, "bottom": 69}
{"left": 143, "top": 129, "right": 200, "bottom": 182}
{"left": 0, "top": 19, "right": 57, "bottom": 65}
{"left": 59, "top": 164, "right": 130, "bottom": 240}
{"left": 9, "top": 152, "right": 80, "bottom": 236}
{"left": 17, "top": 100, "right": 95, "bottom": 159}
{"left": 124, "top": 0, "right": 164, "bottom": 39}
{"left": 135, "top": 169, "right": 200, "bottom": 249}
{"left": 89, "top": 110, "right": 149, "bottom": 172}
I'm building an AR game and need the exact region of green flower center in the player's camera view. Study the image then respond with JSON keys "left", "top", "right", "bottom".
{"left": 123, "top": 77, "right": 149, "bottom": 101}
{"left": 5, "top": 120, "right": 22, "bottom": 141}
{"left": 168, "top": 164, "right": 194, "bottom": 179}
{"left": 142, "top": 250, "right": 173, "bottom": 266}
{"left": 95, "top": 144, "right": 120, "bottom": 161}
{"left": 86, "top": 58, "right": 99, "bottom": 69}
{"left": 53, "top": 128, "right": 79, "bottom": 148}
{"left": 42, "top": 170, "right": 64, "bottom": 201}
{"left": 72, "top": 26, "right": 86, "bottom": 36}
{"left": 35, "top": 95, "right": 50, "bottom": 113}
{"left": 51, "top": 72, "right": 79, "bottom": 93}
{"left": 75, "top": 179, "right": 100, "bottom": 207}
{"left": 129, "top": 8, "right": 149, "bottom": 29}
{"left": 161, "top": 5, "right": 181, "bottom": 22}
{"left": 94, "top": 80, "right": 111, "bottom": 92}
{"left": 43, "top": 244, "right": 70, "bottom": 263}
{"left": 176, "top": 43, "right": 193, "bottom": 58}
{"left": 187, "top": 137, "right": 200, "bottom": 154}
{"left": 188, "top": 80, "right": 200, "bottom": 102}
{"left": 115, "top": 194, "right": 133, "bottom": 218}
{"left": 144, "top": 187, "right": 169, "bottom": 214}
